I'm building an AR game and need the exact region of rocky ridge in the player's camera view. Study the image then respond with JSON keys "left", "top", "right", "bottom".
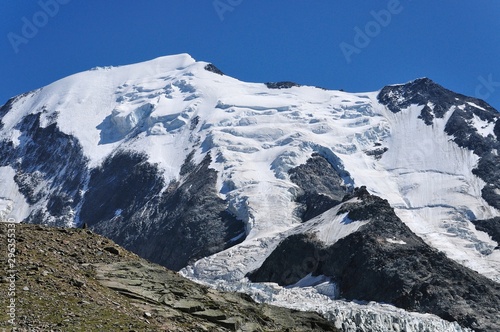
{"left": 0, "top": 223, "right": 338, "bottom": 331}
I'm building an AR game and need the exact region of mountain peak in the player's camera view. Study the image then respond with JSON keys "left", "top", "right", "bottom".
{"left": 378, "top": 76, "right": 498, "bottom": 119}
{"left": 403, "top": 76, "right": 438, "bottom": 86}
{"left": 133, "top": 53, "right": 197, "bottom": 68}
{"left": 1, "top": 55, "right": 500, "bottom": 331}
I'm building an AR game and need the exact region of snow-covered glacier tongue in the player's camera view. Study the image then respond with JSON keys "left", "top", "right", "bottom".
{"left": 1, "top": 55, "right": 500, "bottom": 331}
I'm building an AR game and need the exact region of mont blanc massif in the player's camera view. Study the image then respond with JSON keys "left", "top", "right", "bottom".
{"left": 1, "top": 54, "right": 500, "bottom": 331}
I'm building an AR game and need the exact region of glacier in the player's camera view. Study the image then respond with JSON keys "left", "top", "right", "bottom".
{"left": 1, "top": 54, "right": 499, "bottom": 331}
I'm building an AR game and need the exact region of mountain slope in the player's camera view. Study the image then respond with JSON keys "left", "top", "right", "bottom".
{"left": 249, "top": 187, "right": 500, "bottom": 331}
{"left": 0, "top": 223, "right": 338, "bottom": 331}
{"left": 1, "top": 54, "right": 500, "bottom": 331}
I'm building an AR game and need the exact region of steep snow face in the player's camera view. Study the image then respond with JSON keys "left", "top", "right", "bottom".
{"left": 1, "top": 55, "right": 500, "bottom": 330}
{"left": 373, "top": 104, "right": 500, "bottom": 281}
{"left": 0, "top": 166, "right": 30, "bottom": 222}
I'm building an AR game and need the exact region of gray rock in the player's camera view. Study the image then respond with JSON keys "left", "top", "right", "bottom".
{"left": 471, "top": 217, "right": 500, "bottom": 247}
{"left": 173, "top": 300, "right": 204, "bottom": 313}
{"left": 192, "top": 309, "right": 227, "bottom": 322}
{"left": 82, "top": 152, "right": 246, "bottom": 270}
{"left": 289, "top": 153, "right": 352, "bottom": 221}
{"left": 92, "top": 259, "right": 338, "bottom": 331}
{"left": 103, "top": 246, "right": 120, "bottom": 255}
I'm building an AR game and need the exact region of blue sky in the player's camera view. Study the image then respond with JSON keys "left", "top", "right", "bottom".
{"left": 1, "top": 1, "right": 499, "bottom": 110}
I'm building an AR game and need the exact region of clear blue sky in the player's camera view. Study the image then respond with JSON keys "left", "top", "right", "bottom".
{"left": 1, "top": 1, "right": 499, "bottom": 110}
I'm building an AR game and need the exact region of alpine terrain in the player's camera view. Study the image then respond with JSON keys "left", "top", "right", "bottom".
{"left": 1, "top": 54, "right": 499, "bottom": 331}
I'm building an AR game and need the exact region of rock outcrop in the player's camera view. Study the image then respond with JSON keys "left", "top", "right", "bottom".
{"left": 0, "top": 223, "right": 338, "bottom": 331}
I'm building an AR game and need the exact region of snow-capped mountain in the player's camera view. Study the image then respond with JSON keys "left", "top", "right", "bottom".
{"left": 1, "top": 54, "right": 500, "bottom": 331}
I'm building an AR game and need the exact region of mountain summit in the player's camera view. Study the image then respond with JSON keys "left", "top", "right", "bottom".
{"left": 1, "top": 54, "right": 499, "bottom": 331}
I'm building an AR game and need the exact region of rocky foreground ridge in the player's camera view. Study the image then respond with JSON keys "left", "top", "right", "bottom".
{"left": 0, "top": 223, "right": 338, "bottom": 331}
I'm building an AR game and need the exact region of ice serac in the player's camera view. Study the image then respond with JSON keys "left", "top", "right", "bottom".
{"left": 0, "top": 54, "right": 499, "bottom": 331}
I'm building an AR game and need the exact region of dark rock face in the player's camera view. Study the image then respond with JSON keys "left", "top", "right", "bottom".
{"left": 418, "top": 105, "right": 434, "bottom": 125}
{"left": 0, "top": 112, "right": 89, "bottom": 226}
{"left": 378, "top": 78, "right": 497, "bottom": 120}
{"left": 265, "top": 81, "right": 301, "bottom": 89}
{"left": 81, "top": 152, "right": 246, "bottom": 271}
{"left": 248, "top": 232, "right": 324, "bottom": 285}
{"left": 472, "top": 154, "right": 500, "bottom": 210}
{"left": 249, "top": 188, "right": 500, "bottom": 332}
{"left": 473, "top": 153, "right": 500, "bottom": 185}
{"left": 79, "top": 151, "right": 164, "bottom": 224}
{"left": 446, "top": 106, "right": 500, "bottom": 209}
{"left": 494, "top": 119, "right": 500, "bottom": 140}
{"left": 364, "top": 147, "right": 388, "bottom": 160}
{"left": 204, "top": 63, "right": 224, "bottom": 76}
{"left": 288, "top": 153, "right": 351, "bottom": 221}
{"left": 471, "top": 217, "right": 500, "bottom": 247}
{"left": 444, "top": 105, "right": 499, "bottom": 156}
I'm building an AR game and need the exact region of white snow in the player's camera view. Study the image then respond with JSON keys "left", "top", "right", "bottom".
{"left": 287, "top": 273, "right": 333, "bottom": 288}
{"left": 313, "top": 212, "right": 367, "bottom": 245}
{"left": 469, "top": 114, "right": 496, "bottom": 138}
{"left": 297, "top": 201, "right": 368, "bottom": 246}
{"left": 1, "top": 54, "right": 498, "bottom": 330}
{"left": 9, "top": 129, "right": 22, "bottom": 147}
{"left": 0, "top": 166, "right": 31, "bottom": 222}
{"left": 467, "top": 101, "right": 486, "bottom": 111}
{"left": 386, "top": 238, "right": 406, "bottom": 245}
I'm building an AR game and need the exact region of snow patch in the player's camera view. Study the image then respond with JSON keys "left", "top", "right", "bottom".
{"left": 0, "top": 166, "right": 31, "bottom": 222}
{"left": 386, "top": 238, "right": 406, "bottom": 245}
{"left": 9, "top": 129, "right": 23, "bottom": 147}
{"left": 467, "top": 101, "right": 486, "bottom": 111}
{"left": 286, "top": 274, "right": 339, "bottom": 298}
{"left": 469, "top": 114, "right": 496, "bottom": 138}
{"left": 308, "top": 209, "right": 368, "bottom": 246}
